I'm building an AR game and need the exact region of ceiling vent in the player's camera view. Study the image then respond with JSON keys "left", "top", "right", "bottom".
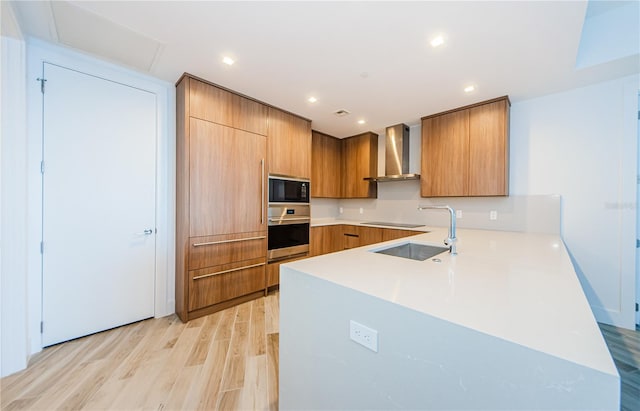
{"left": 333, "top": 109, "right": 351, "bottom": 117}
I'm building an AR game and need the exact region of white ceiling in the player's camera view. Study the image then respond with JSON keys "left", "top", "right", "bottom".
{"left": 9, "top": 1, "right": 640, "bottom": 137}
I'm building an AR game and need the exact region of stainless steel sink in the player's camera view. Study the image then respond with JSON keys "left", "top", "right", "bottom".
{"left": 373, "top": 243, "right": 449, "bottom": 261}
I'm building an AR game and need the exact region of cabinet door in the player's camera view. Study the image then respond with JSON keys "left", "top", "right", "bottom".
{"left": 341, "top": 133, "right": 378, "bottom": 198}
{"left": 421, "top": 110, "right": 469, "bottom": 197}
{"left": 311, "top": 131, "right": 342, "bottom": 198}
{"left": 468, "top": 99, "right": 509, "bottom": 196}
{"left": 189, "top": 261, "right": 265, "bottom": 311}
{"left": 189, "top": 78, "right": 267, "bottom": 135}
{"left": 342, "top": 225, "right": 383, "bottom": 249}
{"left": 189, "top": 118, "right": 266, "bottom": 237}
{"left": 310, "top": 225, "right": 344, "bottom": 256}
{"left": 268, "top": 107, "right": 312, "bottom": 178}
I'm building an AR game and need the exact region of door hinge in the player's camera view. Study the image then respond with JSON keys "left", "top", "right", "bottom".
{"left": 636, "top": 239, "right": 639, "bottom": 248}
{"left": 40, "top": 321, "right": 44, "bottom": 333}
{"left": 40, "top": 161, "right": 45, "bottom": 174}
{"left": 40, "top": 241, "right": 44, "bottom": 254}
{"left": 37, "top": 77, "right": 47, "bottom": 94}
{"left": 636, "top": 303, "right": 639, "bottom": 312}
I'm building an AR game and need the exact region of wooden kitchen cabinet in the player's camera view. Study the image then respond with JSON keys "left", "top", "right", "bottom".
{"left": 189, "top": 118, "right": 266, "bottom": 237}
{"left": 188, "top": 75, "right": 267, "bottom": 136}
{"left": 421, "top": 96, "right": 510, "bottom": 197}
{"left": 266, "top": 253, "right": 309, "bottom": 288}
{"left": 310, "top": 225, "right": 344, "bottom": 256}
{"left": 267, "top": 107, "right": 312, "bottom": 178}
{"left": 342, "top": 225, "right": 383, "bottom": 249}
{"left": 311, "top": 131, "right": 342, "bottom": 198}
{"left": 341, "top": 132, "right": 378, "bottom": 198}
{"left": 176, "top": 74, "right": 268, "bottom": 322}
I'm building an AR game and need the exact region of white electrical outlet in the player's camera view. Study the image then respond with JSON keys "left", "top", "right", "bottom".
{"left": 456, "top": 209, "right": 463, "bottom": 219}
{"left": 339, "top": 207, "right": 344, "bottom": 214}
{"left": 490, "top": 210, "right": 498, "bottom": 220}
{"left": 359, "top": 207, "right": 364, "bottom": 214}
{"left": 349, "top": 320, "right": 378, "bottom": 352}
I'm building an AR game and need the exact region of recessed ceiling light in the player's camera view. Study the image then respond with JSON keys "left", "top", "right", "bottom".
{"left": 357, "top": 119, "right": 366, "bottom": 125}
{"left": 222, "top": 56, "right": 235, "bottom": 65}
{"left": 464, "top": 85, "right": 476, "bottom": 93}
{"left": 430, "top": 35, "right": 445, "bottom": 48}
{"left": 308, "top": 97, "right": 317, "bottom": 103}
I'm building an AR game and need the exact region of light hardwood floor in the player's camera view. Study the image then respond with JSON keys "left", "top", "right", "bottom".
{"left": 1, "top": 292, "right": 279, "bottom": 411}
{"left": 2, "top": 292, "right": 639, "bottom": 411}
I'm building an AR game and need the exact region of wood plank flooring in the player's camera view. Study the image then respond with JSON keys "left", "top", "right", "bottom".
{"left": 598, "top": 323, "right": 640, "bottom": 411}
{"left": 2, "top": 292, "right": 638, "bottom": 410}
{"left": 1, "top": 292, "right": 280, "bottom": 411}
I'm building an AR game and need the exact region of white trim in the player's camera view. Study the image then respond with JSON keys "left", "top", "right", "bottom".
{"left": 25, "top": 38, "right": 175, "bottom": 357}
{"left": 0, "top": 34, "right": 28, "bottom": 378}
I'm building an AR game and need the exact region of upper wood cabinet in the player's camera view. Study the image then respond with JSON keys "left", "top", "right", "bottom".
{"left": 267, "top": 107, "right": 312, "bottom": 178}
{"left": 341, "top": 132, "right": 378, "bottom": 198}
{"left": 188, "top": 76, "right": 268, "bottom": 135}
{"left": 421, "top": 96, "right": 510, "bottom": 197}
{"left": 311, "top": 131, "right": 342, "bottom": 198}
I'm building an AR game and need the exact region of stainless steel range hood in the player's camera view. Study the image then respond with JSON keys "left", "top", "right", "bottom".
{"left": 364, "top": 123, "right": 420, "bottom": 182}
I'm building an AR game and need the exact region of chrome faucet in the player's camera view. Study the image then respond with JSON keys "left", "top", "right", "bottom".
{"left": 418, "top": 205, "right": 457, "bottom": 255}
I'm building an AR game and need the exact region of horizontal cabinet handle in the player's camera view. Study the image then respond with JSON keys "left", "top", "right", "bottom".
{"left": 192, "top": 235, "right": 266, "bottom": 247}
{"left": 268, "top": 217, "right": 311, "bottom": 222}
{"left": 344, "top": 233, "right": 359, "bottom": 237}
{"left": 193, "top": 262, "right": 266, "bottom": 280}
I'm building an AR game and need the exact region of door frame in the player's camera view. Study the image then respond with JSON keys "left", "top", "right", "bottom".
{"left": 26, "top": 39, "right": 175, "bottom": 356}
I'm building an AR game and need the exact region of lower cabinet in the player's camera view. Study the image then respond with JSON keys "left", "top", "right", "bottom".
{"left": 184, "top": 232, "right": 267, "bottom": 319}
{"left": 266, "top": 254, "right": 309, "bottom": 288}
{"left": 189, "top": 260, "right": 265, "bottom": 311}
{"left": 310, "top": 225, "right": 344, "bottom": 256}
{"left": 342, "top": 226, "right": 383, "bottom": 249}
{"left": 266, "top": 225, "right": 423, "bottom": 288}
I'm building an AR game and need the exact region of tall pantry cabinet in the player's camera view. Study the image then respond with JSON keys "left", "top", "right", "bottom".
{"left": 176, "top": 74, "right": 268, "bottom": 322}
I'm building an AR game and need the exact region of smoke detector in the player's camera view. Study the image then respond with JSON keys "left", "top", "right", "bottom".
{"left": 333, "top": 109, "right": 351, "bottom": 117}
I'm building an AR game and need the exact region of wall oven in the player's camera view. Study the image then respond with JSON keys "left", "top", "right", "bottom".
{"left": 267, "top": 175, "right": 310, "bottom": 262}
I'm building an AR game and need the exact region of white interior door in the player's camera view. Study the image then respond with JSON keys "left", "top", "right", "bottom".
{"left": 42, "top": 63, "right": 156, "bottom": 346}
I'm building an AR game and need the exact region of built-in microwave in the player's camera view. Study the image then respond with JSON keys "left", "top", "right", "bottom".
{"left": 268, "top": 175, "right": 310, "bottom": 203}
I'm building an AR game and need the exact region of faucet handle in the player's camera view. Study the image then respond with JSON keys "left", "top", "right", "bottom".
{"left": 444, "top": 237, "right": 458, "bottom": 255}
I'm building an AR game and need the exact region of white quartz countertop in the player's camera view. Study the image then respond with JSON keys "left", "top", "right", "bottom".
{"left": 284, "top": 228, "right": 618, "bottom": 377}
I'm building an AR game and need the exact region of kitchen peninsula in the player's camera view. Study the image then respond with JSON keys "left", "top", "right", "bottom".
{"left": 279, "top": 228, "right": 620, "bottom": 410}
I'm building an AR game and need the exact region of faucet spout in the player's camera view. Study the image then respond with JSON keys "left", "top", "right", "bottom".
{"left": 418, "top": 205, "right": 457, "bottom": 255}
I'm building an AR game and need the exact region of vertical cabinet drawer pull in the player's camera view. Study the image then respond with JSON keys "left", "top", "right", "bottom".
{"left": 193, "top": 262, "right": 266, "bottom": 280}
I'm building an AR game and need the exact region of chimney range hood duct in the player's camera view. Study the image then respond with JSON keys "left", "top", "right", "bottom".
{"left": 364, "top": 123, "right": 420, "bottom": 182}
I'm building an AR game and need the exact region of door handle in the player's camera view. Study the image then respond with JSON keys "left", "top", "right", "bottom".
{"left": 136, "top": 229, "right": 154, "bottom": 235}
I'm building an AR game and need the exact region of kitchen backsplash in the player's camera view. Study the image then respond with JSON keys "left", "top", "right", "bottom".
{"left": 311, "top": 180, "right": 561, "bottom": 235}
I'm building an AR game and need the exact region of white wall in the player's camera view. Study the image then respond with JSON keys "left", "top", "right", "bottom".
{"left": 510, "top": 74, "right": 639, "bottom": 328}
{"left": 0, "top": 4, "right": 29, "bottom": 376}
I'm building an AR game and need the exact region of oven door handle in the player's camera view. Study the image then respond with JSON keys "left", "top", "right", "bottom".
{"left": 268, "top": 217, "right": 311, "bottom": 222}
